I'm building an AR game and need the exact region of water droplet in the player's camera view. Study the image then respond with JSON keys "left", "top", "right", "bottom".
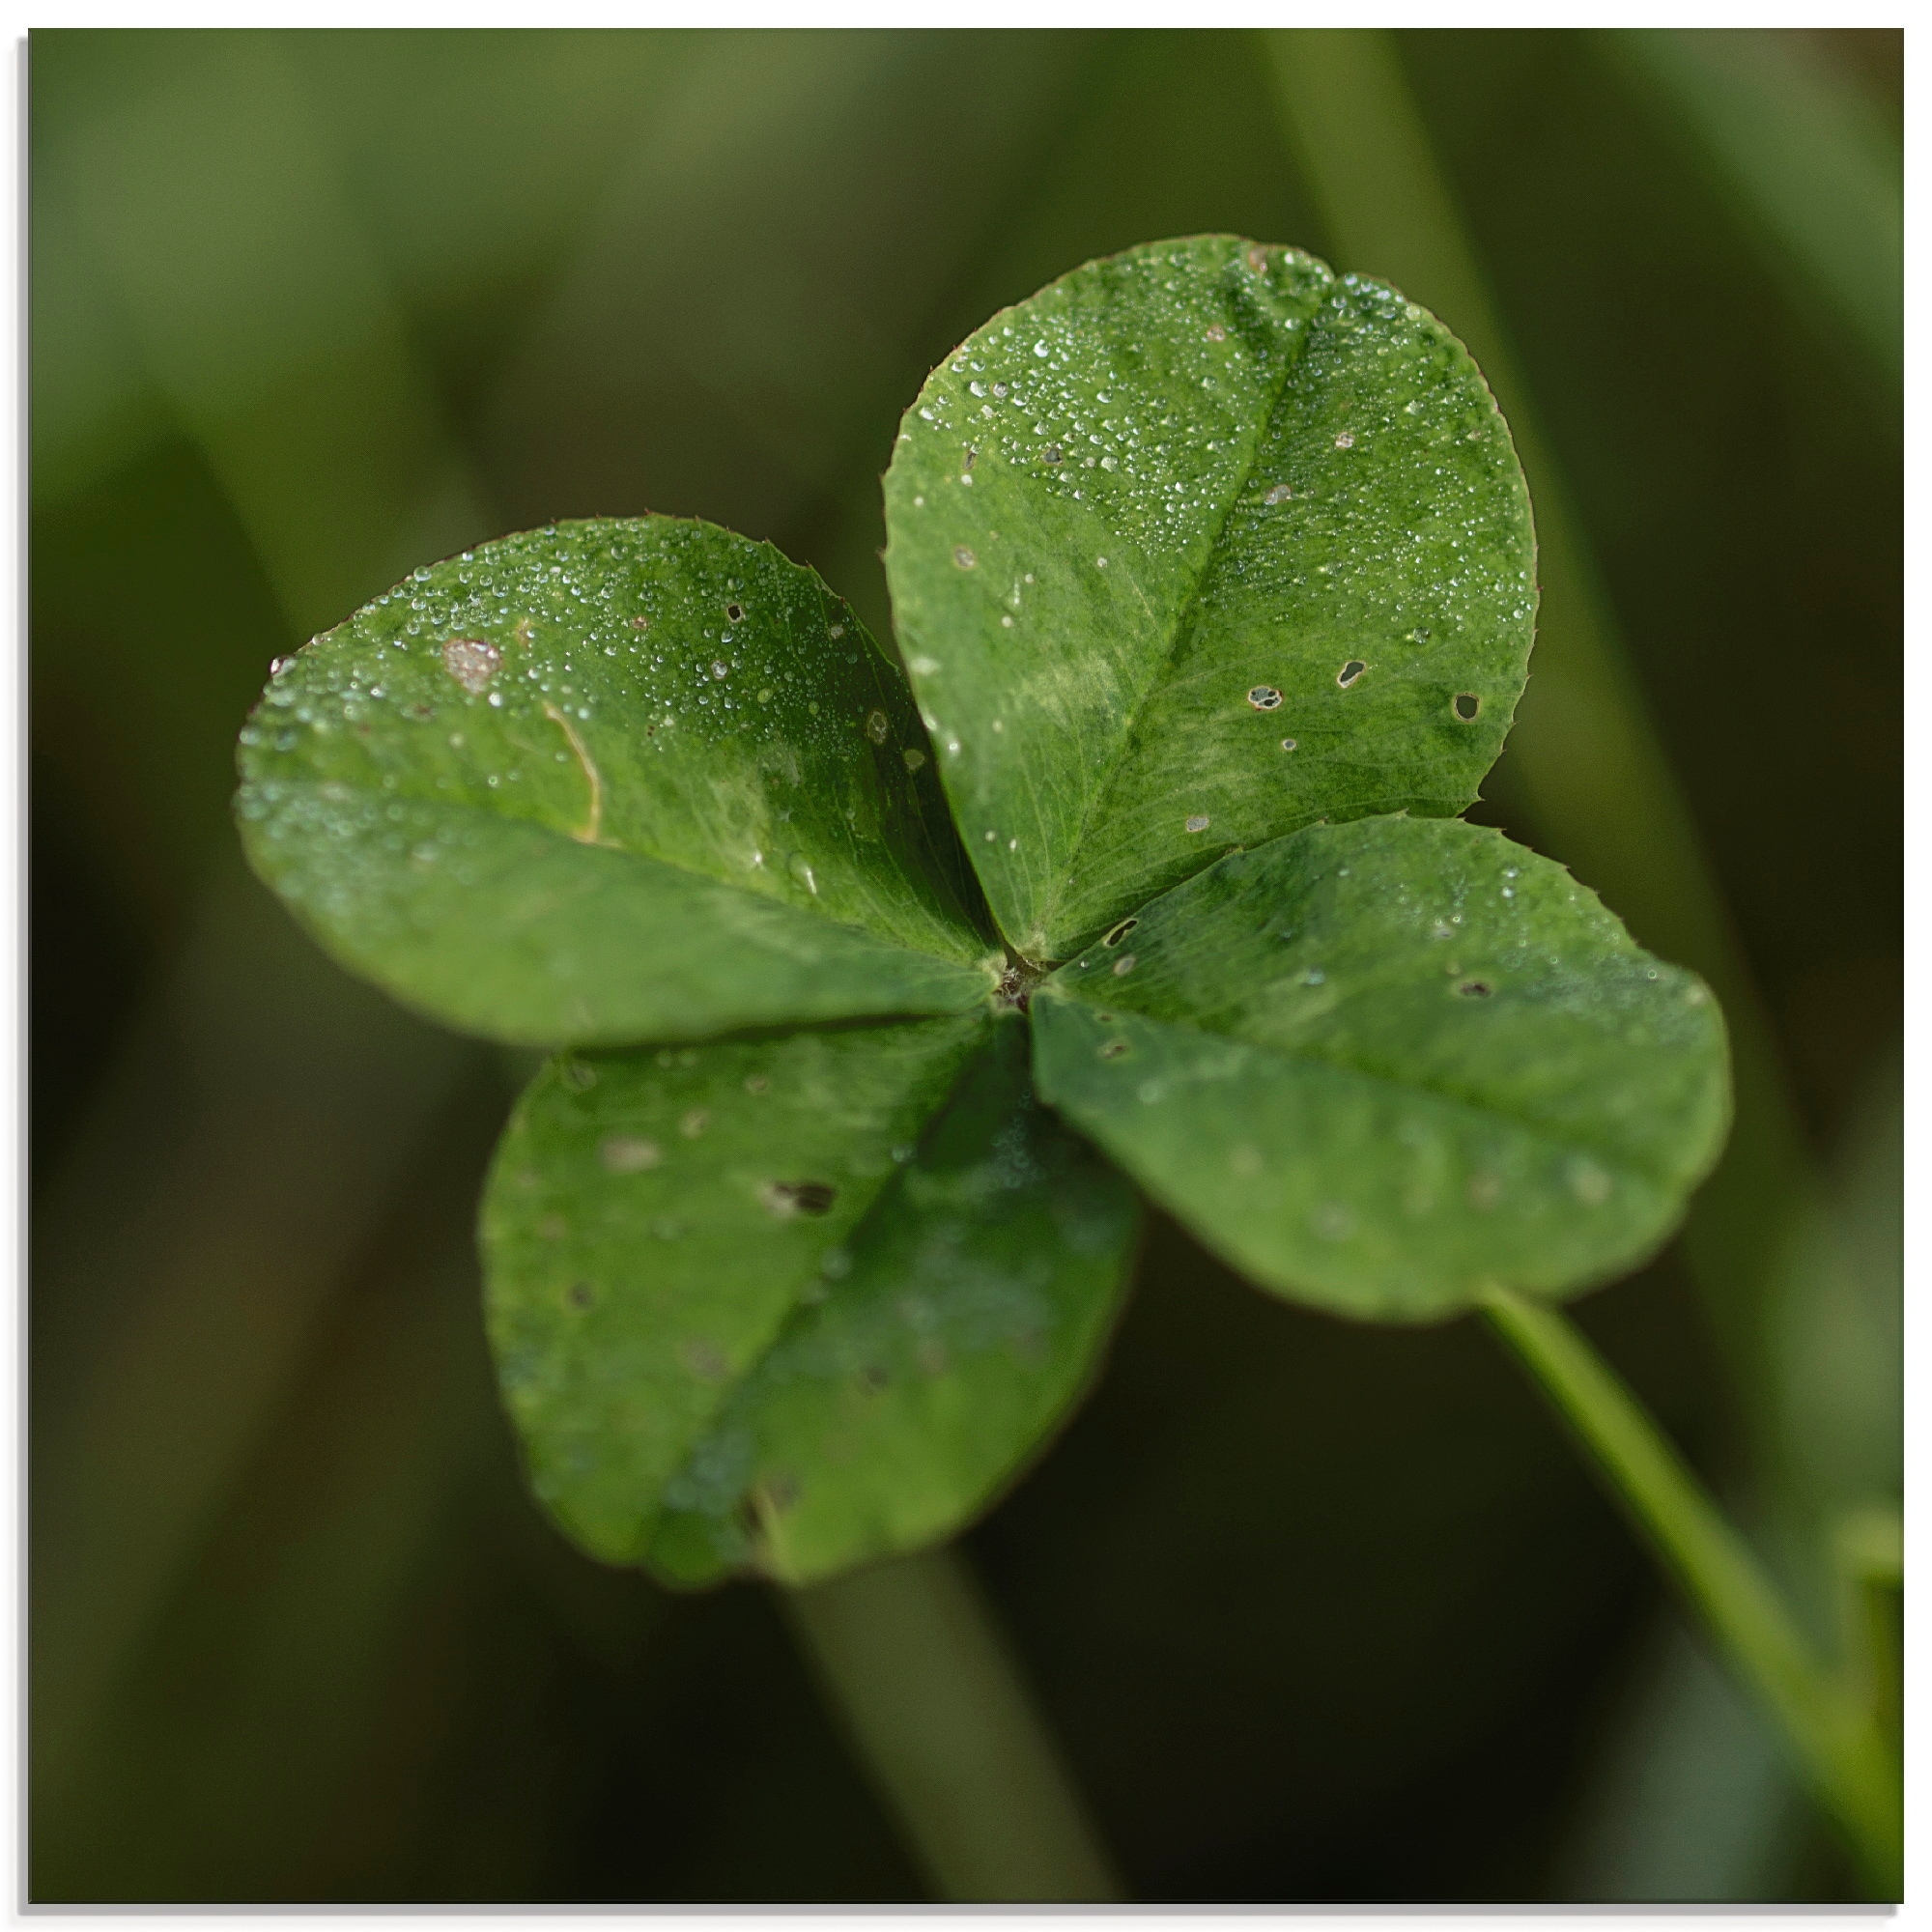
{"left": 1334, "top": 431, "right": 1355, "bottom": 450}
{"left": 1264, "top": 484, "right": 1293, "bottom": 505}
{"left": 711, "top": 661, "right": 729, "bottom": 679}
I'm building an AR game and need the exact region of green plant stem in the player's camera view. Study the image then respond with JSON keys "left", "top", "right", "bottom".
{"left": 780, "top": 1544, "right": 1124, "bottom": 1902}
{"left": 1480, "top": 1285, "right": 1900, "bottom": 1896}
{"left": 1263, "top": 29, "right": 1819, "bottom": 1437}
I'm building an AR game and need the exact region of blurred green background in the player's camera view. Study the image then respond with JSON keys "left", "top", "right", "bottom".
{"left": 30, "top": 27, "right": 1900, "bottom": 1903}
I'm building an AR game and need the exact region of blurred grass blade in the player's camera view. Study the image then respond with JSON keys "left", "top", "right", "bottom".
{"left": 33, "top": 29, "right": 502, "bottom": 1830}
{"left": 1558, "top": 1617, "right": 1801, "bottom": 1901}
{"left": 783, "top": 1546, "right": 1124, "bottom": 1901}
{"left": 1261, "top": 27, "right": 1817, "bottom": 1422}
{"left": 31, "top": 851, "right": 476, "bottom": 1814}
{"left": 1601, "top": 30, "right": 1900, "bottom": 392}
{"left": 40, "top": 31, "right": 489, "bottom": 633}
{"left": 1481, "top": 1287, "right": 1900, "bottom": 1896}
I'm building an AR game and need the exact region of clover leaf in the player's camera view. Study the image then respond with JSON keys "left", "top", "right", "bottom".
{"left": 235, "top": 237, "right": 1722, "bottom": 1590}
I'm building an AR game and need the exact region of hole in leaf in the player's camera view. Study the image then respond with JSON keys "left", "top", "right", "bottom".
{"left": 953, "top": 546, "right": 977, "bottom": 570}
{"left": 567, "top": 1283, "right": 594, "bottom": 1310}
{"left": 1454, "top": 693, "right": 1482, "bottom": 721}
{"left": 1099, "top": 1039, "right": 1130, "bottom": 1060}
{"left": 1458, "top": 980, "right": 1492, "bottom": 998}
{"left": 1102, "top": 918, "right": 1138, "bottom": 947}
{"left": 1247, "top": 685, "right": 1284, "bottom": 711}
{"left": 1042, "top": 444, "right": 1064, "bottom": 465}
{"left": 761, "top": 1180, "right": 838, "bottom": 1219}
{"left": 1337, "top": 661, "right": 1367, "bottom": 689}
{"left": 726, "top": 603, "right": 744, "bottom": 622}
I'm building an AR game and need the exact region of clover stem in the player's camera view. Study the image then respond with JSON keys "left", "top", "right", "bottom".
{"left": 1480, "top": 1285, "right": 1901, "bottom": 1896}
{"left": 779, "top": 1543, "right": 1123, "bottom": 1902}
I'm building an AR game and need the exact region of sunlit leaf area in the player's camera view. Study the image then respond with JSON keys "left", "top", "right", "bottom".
{"left": 33, "top": 28, "right": 1897, "bottom": 1903}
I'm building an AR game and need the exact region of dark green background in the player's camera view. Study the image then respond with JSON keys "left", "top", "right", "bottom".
{"left": 31, "top": 29, "right": 1900, "bottom": 1903}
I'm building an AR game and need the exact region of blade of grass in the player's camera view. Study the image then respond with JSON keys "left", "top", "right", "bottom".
{"left": 781, "top": 1545, "right": 1124, "bottom": 1901}
{"left": 1480, "top": 1286, "right": 1900, "bottom": 1897}
{"left": 1261, "top": 27, "right": 1817, "bottom": 1435}
{"left": 1599, "top": 30, "right": 1900, "bottom": 394}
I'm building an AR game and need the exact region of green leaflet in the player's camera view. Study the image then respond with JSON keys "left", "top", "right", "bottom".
{"left": 229, "top": 236, "right": 1742, "bottom": 1607}
{"left": 1032, "top": 816, "right": 1729, "bottom": 1321}
{"left": 483, "top": 1014, "right": 1138, "bottom": 1581}
{"left": 884, "top": 235, "right": 1536, "bottom": 963}
{"left": 237, "top": 518, "right": 999, "bottom": 1046}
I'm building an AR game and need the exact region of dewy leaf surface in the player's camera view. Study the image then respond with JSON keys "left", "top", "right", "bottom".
{"left": 1033, "top": 816, "right": 1730, "bottom": 1321}
{"left": 648, "top": 1020, "right": 1139, "bottom": 1586}
{"left": 884, "top": 235, "right": 1536, "bottom": 962}
{"left": 237, "top": 519, "right": 998, "bottom": 1046}
{"left": 482, "top": 1014, "right": 1138, "bottom": 1581}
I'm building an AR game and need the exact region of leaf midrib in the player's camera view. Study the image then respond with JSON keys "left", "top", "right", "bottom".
{"left": 1049, "top": 995, "right": 1691, "bottom": 1186}
{"left": 643, "top": 1015, "right": 1003, "bottom": 1576}
{"left": 1032, "top": 265, "right": 1331, "bottom": 955}
{"left": 248, "top": 773, "right": 993, "bottom": 976}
